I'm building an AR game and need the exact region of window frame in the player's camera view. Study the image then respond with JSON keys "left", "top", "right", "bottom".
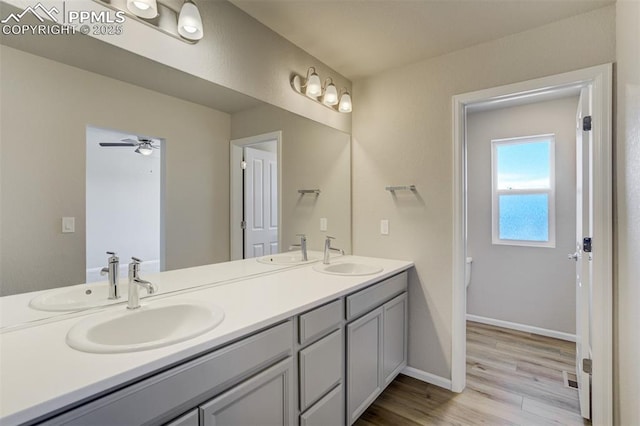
{"left": 491, "top": 134, "right": 556, "bottom": 248}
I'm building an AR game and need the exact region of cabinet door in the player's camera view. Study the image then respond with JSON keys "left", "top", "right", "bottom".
{"left": 346, "top": 306, "right": 383, "bottom": 425}
{"left": 383, "top": 293, "right": 408, "bottom": 385}
{"left": 200, "top": 358, "right": 294, "bottom": 426}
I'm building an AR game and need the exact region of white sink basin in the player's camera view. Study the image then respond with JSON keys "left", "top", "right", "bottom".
{"left": 313, "top": 262, "right": 383, "bottom": 276}
{"left": 257, "top": 252, "right": 318, "bottom": 265}
{"left": 29, "top": 283, "right": 123, "bottom": 312}
{"left": 66, "top": 299, "right": 225, "bottom": 353}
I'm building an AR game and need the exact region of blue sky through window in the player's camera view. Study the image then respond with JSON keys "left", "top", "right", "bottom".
{"left": 496, "top": 140, "right": 551, "bottom": 190}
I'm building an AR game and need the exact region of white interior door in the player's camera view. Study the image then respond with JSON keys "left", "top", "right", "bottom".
{"left": 244, "top": 146, "right": 278, "bottom": 258}
{"left": 573, "top": 86, "right": 592, "bottom": 420}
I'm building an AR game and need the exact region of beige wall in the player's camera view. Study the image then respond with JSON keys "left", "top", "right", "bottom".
{"left": 0, "top": 46, "right": 231, "bottom": 296}
{"left": 231, "top": 104, "right": 351, "bottom": 254}
{"left": 615, "top": 1, "right": 640, "bottom": 424}
{"left": 467, "top": 97, "right": 578, "bottom": 334}
{"left": 352, "top": 6, "right": 615, "bottom": 379}
{"left": 1, "top": 0, "right": 352, "bottom": 133}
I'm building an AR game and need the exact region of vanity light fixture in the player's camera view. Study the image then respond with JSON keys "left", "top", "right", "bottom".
{"left": 178, "top": 0, "right": 204, "bottom": 41}
{"left": 290, "top": 67, "right": 352, "bottom": 113}
{"left": 127, "top": 0, "right": 158, "bottom": 18}
{"left": 338, "top": 89, "right": 352, "bottom": 113}
{"left": 95, "top": 0, "right": 204, "bottom": 43}
{"left": 322, "top": 78, "right": 338, "bottom": 106}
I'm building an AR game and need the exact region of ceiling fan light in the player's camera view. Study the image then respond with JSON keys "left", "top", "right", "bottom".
{"left": 178, "top": 1, "right": 204, "bottom": 40}
{"left": 126, "top": 0, "right": 158, "bottom": 19}
{"left": 136, "top": 143, "right": 154, "bottom": 156}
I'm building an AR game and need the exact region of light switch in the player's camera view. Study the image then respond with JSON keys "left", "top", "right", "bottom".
{"left": 380, "top": 219, "right": 389, "bottom": 235}
{"left": 320, "top": 217, "right": 328, "bottom": 232}
{"left": 62, "top": 217, "right": 75, "bottom": 233}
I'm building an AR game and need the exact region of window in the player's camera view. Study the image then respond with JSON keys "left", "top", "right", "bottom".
{"left": 491, "top": 134, "right": 556, "bottom": 247}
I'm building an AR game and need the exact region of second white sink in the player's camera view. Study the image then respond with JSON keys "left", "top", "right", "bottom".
{"left": 29, "top": 283, "right": 122, "bottom": 312}
{"left": 66, "top": 299, "right": 224, "bottom": 353}
{"left": 257, "top": 252, "right": 318, "bottom": 265}
{"left": 313, "top": 262, "right": 383, "bottom": 276}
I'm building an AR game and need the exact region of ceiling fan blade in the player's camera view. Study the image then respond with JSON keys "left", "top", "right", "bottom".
{"left": 99, "top": 142, "right": 137, "bottom": 147}
{"left": 121, "top": 138, "right": 140, "bottom": 144}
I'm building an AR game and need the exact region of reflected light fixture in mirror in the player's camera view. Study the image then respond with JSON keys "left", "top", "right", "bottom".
{"left": 290, "top": 67, "right": 352, "bottom": 113}
{"left": 127, "top": 0, "right": 158, "bottom": 19}
{"left": 95, "top": 0, "right": 203, "bottom": 43}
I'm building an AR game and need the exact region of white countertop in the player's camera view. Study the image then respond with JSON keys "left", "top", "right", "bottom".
{"left": 0, "top": 255, "right": 413, "bottom": 425}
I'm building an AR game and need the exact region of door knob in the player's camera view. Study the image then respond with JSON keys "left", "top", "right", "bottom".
{"left": 568, "top": 252, "right": 579, "bottom": 261}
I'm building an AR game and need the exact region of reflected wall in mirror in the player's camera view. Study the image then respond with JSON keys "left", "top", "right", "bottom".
{"left": 0, "top": 42, "right": 351, "bottom": 300}
{"left": 86, "top": 126, "right": 164, "bottom": 282}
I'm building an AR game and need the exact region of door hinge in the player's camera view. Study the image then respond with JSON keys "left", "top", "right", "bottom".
{"left": 583, "top": 358, "right": 593, "bottom": 375}
{"left": 241, "top": 160, "right": 247, "bottom": 170}
{"left": 583, "top": 115, "right": 592, "bottom": 131}
{"left": 240, "top": 220, "right": 246, "bottom": 230}
{"left": 583, "top": 237, "right": 592, "bottom": 253}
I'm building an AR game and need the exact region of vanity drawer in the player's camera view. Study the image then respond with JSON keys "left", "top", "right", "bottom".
{"left": 300, "top": 384, "right": 344, "bottom": 426}
{"left": 45, "top": 321, "right": 293, "bottom": 426}
{"left": 346, "top": 271, "right": 407, "bottom": 321}
{"left": 299, "top": 328, "right": 343, "bottom": 411}
{"left": 298, "top": 298, "right": 344, "bottom": 345}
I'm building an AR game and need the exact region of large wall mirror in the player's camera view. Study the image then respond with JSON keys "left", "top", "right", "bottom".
{"left": 0, "top": 25, "right": 351, "bottom": 318}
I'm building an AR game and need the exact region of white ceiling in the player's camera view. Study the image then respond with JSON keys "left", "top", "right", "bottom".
{"left": 231, "top": 0, "right": 613, "bottom": 80}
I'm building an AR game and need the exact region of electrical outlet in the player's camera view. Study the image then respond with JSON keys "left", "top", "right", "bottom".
{"left": 320, "top": 217, "right": 328, "bottom": 231}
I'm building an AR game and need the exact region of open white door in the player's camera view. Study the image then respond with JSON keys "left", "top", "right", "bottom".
{"left": 243, "top": 146, "right": 278, "bottom": 258}
{"left": 572, "top": 86, "right": 592, "bottom": 420}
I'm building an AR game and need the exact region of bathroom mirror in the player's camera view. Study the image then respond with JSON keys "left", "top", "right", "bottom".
{"left": 0, "top": 25, "right": 351, "bottom": 311}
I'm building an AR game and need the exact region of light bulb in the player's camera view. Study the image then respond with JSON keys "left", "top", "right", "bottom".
{"left": 136, "top": 143, "right": 154, "bottom": 156}
{"left": 338, "top": 92, "right": 352, "bottom": 113}
{"left": 178, "top": 1, "right": 204, "bottom": 41}
{"left": 305, "top": 70, "right": 321, "bottom": 97}
{"left": 323, "top": 83, "right": 338, "bottom": 106}
{"left": 126, "top": 0, "right": 158, "bottom": 18}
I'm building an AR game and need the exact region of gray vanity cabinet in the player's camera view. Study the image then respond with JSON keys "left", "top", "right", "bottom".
{"left": 199, "top": 358, "right": 295, "bottom": 426}
{"left": 345, "top": 272, "right": 408, "bottom": 425}
{"left": 165, "top": 409, "right": 199, "bottom": 426}
{"left": 346, "top": 306, "right": 384, "bottom": 425}
{"left": 383, "top": 293, "right": 408, "bottom": 385}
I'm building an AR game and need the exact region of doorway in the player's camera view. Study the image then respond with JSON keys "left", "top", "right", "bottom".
{"left": 230, "top": 131, "right": 282, "bottom": 260}
{"left": 452, "top": 64, "right": 613, "bottom": 424}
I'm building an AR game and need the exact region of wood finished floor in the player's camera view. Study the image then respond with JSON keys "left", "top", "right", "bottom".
{"left": 355, "top": 321, "right": 589, "bottom": 426}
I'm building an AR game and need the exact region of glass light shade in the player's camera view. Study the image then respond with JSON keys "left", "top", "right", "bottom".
{"left": 136, "top": 144, "right": 154, "bottom": 156}
{"left": 126, "top": 0, "right": 158, "bottom": 19}
{"left": 338, "top": 92, "right": 352, "bottom": 113}
{"left": 323, "top": 83, "right": 338, "bottom": 106}
{"left": 305, "top": 72, "right": 321, "bottom": 97}
{"left": 178, "top": 1, "right": 204, "bottom": 40}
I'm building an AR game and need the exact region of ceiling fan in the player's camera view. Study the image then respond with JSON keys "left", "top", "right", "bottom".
{"left": 99, "top": 137, "right": 160, "bottom": 156}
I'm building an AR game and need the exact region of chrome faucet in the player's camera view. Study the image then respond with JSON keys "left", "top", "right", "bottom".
{"left": 288, "top": 234, "right": 308, "bottom": 261}
{"left": 127, "top": 257, "right": 157, "bottom": 310}
{"left": 323, "top": 236, "right": 344, "bottom": 264}
{"left": 100, "top": 251, "right": 120, "bottom": 300}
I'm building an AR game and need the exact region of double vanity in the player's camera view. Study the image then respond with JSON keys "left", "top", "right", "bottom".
{"left": 0, "top": 254, "right": 412, "bottom": 426}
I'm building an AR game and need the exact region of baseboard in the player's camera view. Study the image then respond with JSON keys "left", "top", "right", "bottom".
{"left": 466, "top": 314, "right": 576, "bottom": 342}
{"left": 401, "top": 366, "right": 452, "bottom": 390}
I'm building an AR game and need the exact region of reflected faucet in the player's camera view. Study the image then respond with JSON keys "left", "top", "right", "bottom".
{"left": 127, "top": 257, "right": 157, "bottom": 310}
{"left": 289, "top": 234, "right": 308, "bottom": 261}
{"left": 323, "top": 236, "right": 344, "bottom": 264}
{"left": 100, "top": 251, "right": 120, "bottom": 300}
